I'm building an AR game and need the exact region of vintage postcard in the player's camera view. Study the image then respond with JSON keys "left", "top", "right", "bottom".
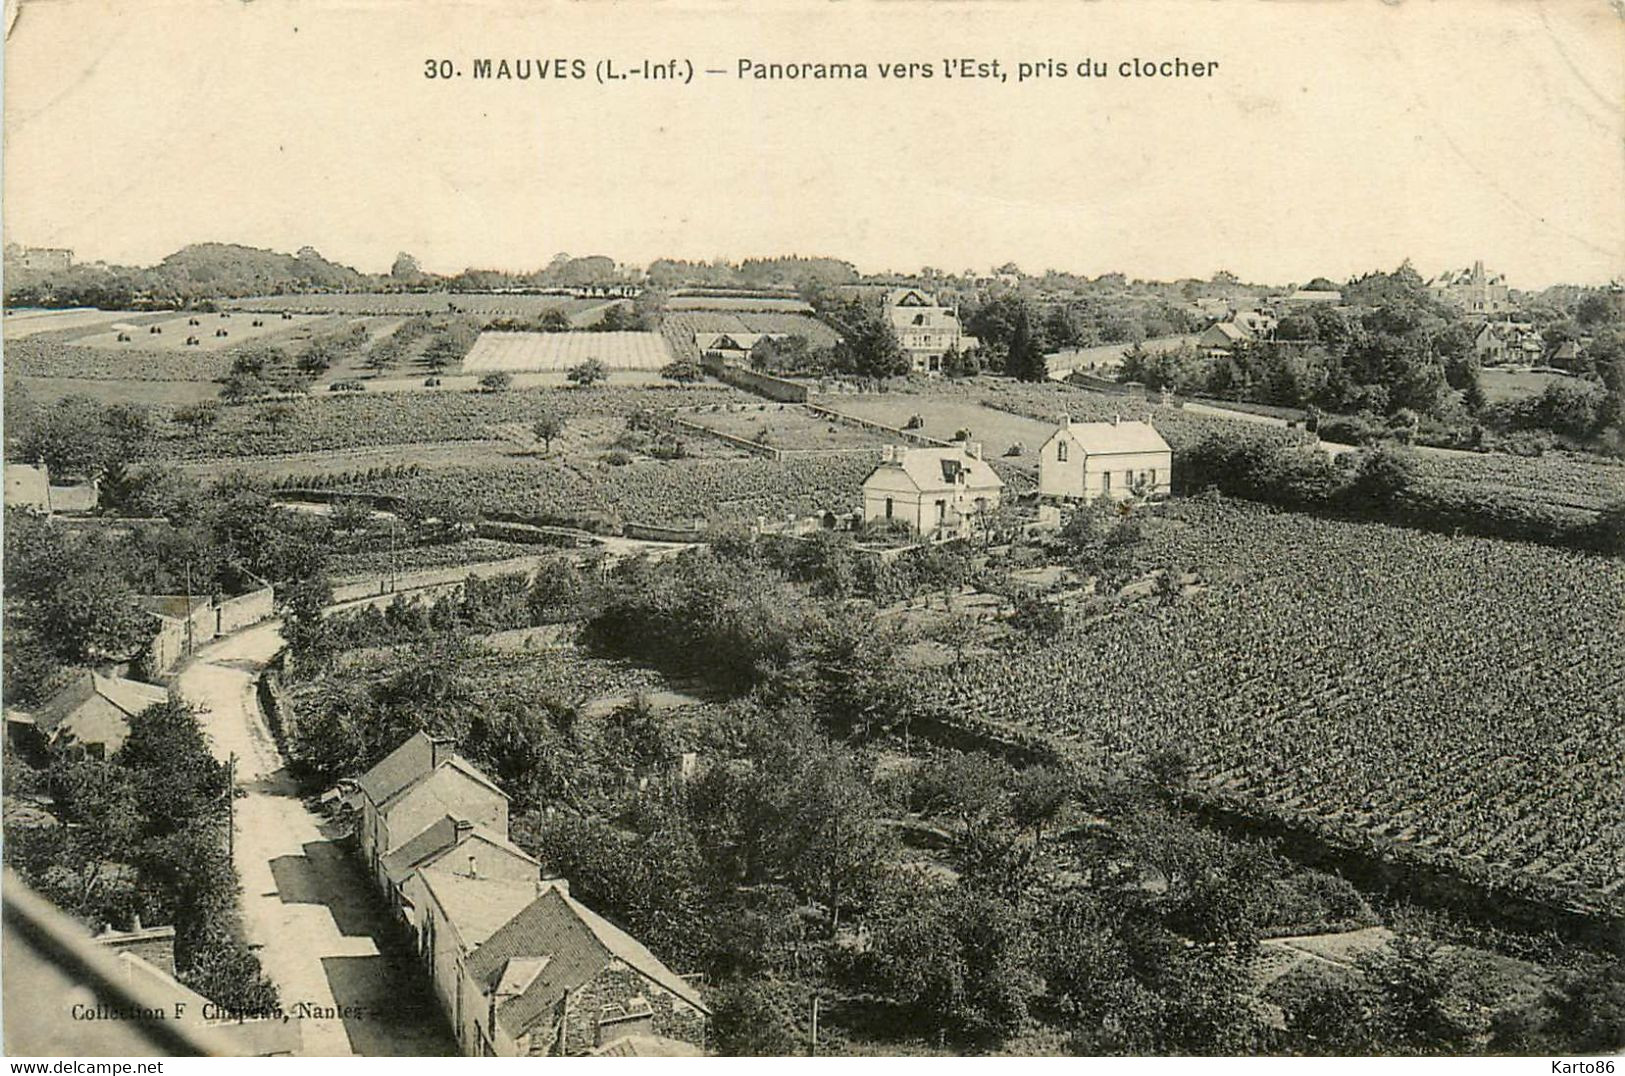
{"left": 2, "top": 0, "right": 1622, "bottom": 1063}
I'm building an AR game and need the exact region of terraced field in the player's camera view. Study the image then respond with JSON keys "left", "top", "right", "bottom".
{"left": 223, "top": 293, "right": 604, "bottom": 317}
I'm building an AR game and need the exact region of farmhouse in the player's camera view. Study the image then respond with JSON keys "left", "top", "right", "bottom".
{"left": 1038, "top": 415, "right": 1172, "bottom": 501}
{"left": 5, "top": 671, "right": 168, "bottom": 759}
{"left": 407, "top": 869, "right": 709, "bottom": 1057}
{"left": 862, "top": 443, "right": 1004, "bottom": 541}
{"left": 884, "top": 288, "right": 966, "bottom": 375}
{"left": 1197, "top": 321, "right": 1250, "bottom": 354}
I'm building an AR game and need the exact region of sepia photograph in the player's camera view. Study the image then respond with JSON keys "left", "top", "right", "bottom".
{"left": 1, "top": 0, "right": 1622, "bottom": 1063}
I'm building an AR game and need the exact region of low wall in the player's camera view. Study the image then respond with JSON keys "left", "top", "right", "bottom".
{"left": 806, "top": 404, "right": 954, "bottom": 448}
{"left": 703, "top": 358, "right": 810, "bottom": 402}
{"left": 216, "top": 587, "right": 275, "bottom": 635}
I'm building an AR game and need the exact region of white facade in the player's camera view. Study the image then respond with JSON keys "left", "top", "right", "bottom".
{"left": 861, "top": 444, "right": 1003, "bottom": 540}
{"left": 885, "top": 288, "right": 965, "bottom": 375}
{"left": 1038, "top": 416, "right": 1172, "bottom": 502}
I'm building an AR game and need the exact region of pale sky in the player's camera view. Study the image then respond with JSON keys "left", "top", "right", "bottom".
{"left": 4, "top": 0, "right": 1623, "bottom": 288}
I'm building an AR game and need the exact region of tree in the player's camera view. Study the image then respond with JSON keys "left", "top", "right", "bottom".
{"left": 567, "top": 358, "right": 608, "bottom": 387}
{"left": 1359, "top": 930, "right": 1486, "bottom": 1053}
{"left": 660, "top": 358, "right": 704, "bottom": 383}
{"left": 1006, "top": 302, "right": 1047, "bottom": 382}
{"left": 478, "top": 370, "right": 513, "bottom": 392}
{"left": 330, "top": 499, "right": 373, "bottom": 534}
{"left": 531, "top": 411, "right": 565, "bottom": 452}
{"left": 1010, "top": 766, "right": 1071, "bottom": 855}
{"left": 390, "top": 251, "right": 422, "bottom": 280}
{"left": 260, "top": 403, "right": 296, "bottom": 435}
{"left": 173, "top": 401, "right": 222, "bottom": 435}
{"left": 709, "top": 980, "right": 798, "bottom": 1056}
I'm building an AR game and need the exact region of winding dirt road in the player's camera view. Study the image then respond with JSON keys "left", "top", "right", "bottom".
{"left": 176, "top": 622, "right": 455, "bottom": 1057}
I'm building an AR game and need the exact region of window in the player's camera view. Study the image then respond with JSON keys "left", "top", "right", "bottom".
{"left": 1057, "top": 441, "right": 1068, "bottom": 462}
{"left": 936, "top": 500, "right": 946, "bottom": 521}
{"left": 1102, "top": 472, "right": 1112, "bottom": 492}
{"left": 885, "top": 497, "right": 893, "bottom": 519}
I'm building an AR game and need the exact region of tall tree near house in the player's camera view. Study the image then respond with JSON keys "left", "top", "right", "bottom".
{"left": 1007, "top": 302, "right": 1047, "bottom": 382}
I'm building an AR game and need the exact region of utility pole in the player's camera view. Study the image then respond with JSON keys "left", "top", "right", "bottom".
{"left": 809, "top": 995, "right": 819, "bottom": 1056}
{"left": 183, "top": 561, "right": 195, "bottom": 655}
{"left": 226, "top": 752, "right": 236, "bottom": 861}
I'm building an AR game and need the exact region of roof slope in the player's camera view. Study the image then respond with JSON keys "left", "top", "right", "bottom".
{"left": 355, "top": 731, "right": 441, "bottom": 805}
{"left": 418, "top": 869, "right": 539, "bottom": 949}
{"left": 381, "top": 814, "right": 537, "bottom": 885}
{"left": 32, "top": 672, "right": 167, "bottom": 747}
{"left": 467, "top": 887, "right": 709, "bottom": 1040}
{"left": 867, "top": 447, "right": 1004, "bottom": 494}
{"left": 1051, "top": 420, "right": 1171, "bottom": 456}
{"left": 378, "top": 756, "right": 508, "bottom": 814}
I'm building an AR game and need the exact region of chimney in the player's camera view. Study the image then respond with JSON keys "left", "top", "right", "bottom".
{"left": 1111, "top": 413, "right": 1120, "bottom": 426}
{"left": 453, "top": 818, "right": 474, "bottom": 839}
{"left": 1059, "top": 412, "right": 1071, "bottom": 428}
{"left": 467, "top": 854, "right": 479, "bottom": 880}
{"left": 429, "top": 735, "right": 456, "bottom": 769}
{"left": 965, "top": 441, "right": 982, "bottom": 461}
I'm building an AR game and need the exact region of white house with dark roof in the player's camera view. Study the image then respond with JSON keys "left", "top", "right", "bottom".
{"left": 1038, "top": 415, "right": 1172, "bottom": 501}
{"left": 861, "top": 443, "right": 1003, "bottom": 541}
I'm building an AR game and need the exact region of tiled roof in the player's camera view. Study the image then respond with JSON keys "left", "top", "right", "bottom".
{"left": 380, "top": 815, "right": 537, "bottom": 885}
{"left": 32, "top": 672, "right": 167, "bottom": 748}
{"left": 378, "top": 756, "right": 508, "bottom": 814}
{"left": 467, "top": 887, "right": 709, "bottom": 1040}
{"left": 355, "top": 731, "right": 439, "bottom": 805}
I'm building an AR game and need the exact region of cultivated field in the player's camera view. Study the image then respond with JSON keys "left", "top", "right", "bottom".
{"left": 323, "top": 453, "right": 881, "bottom": 530}
{"left": 223, "top": 292, "right": 607, "bottom": 318}
{"left": 676, "top": 401, "right": 895, "bottom": 451}
{"left": 135, "top": 384, "right": 747, "bottom": 461}
{"left": 666, "top": 295, "right": 815, "bottom": 312}
{"left": 1046, "top": 334, "right": 1198, "bottom": 376}
{"left": 75, "top": 311, "right": 324, "bottom": 352}
{"left": 926, "top": 497, "right": 1625, "bottom": 907}
{"left": 1479, "top": 367, "right": 1585, "bottom": 403}
{"left": 813, "top": 394, "right": 1054, "bottom": 464}
{"left": 3, "top": 308, "right": 153, "bottom": 338}
{"left": 462, "top": 331, "right": 672, "bottom": 372}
